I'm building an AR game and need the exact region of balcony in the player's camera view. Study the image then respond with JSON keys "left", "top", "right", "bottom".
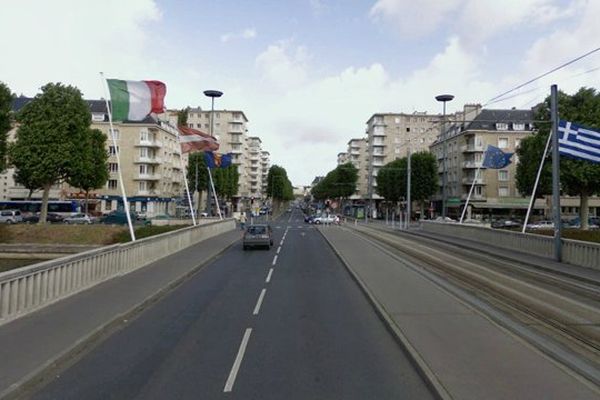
{"left": 229, "top": 126, "right": 244, "bottom": 133}
{"left": 461, "top": 144, "right": 485, "bottom": 152}
{"left": 135, "top": 139, "right": 162, "bottom": 148}
{"left": 372, "top": 159, "right": 384, "bottom": 167}
{"left": 231, "top": 148, "right": 243, "bottom": 154}
{"left": 134, "top": 156, "right": 162, "bottom": 164}
{"left": 134, "top": 173, "right": 161, "bottom": 181}
{"left": 462, "top": 161, "right": 483, "bottom": 169}
{"left": 462, "top": 177, "right": 486, "bottom": 185}
{"left": 135, "top": 190, "right": 160, "bottom": 196}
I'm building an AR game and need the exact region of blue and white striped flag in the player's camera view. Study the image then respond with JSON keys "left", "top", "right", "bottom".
{"left": 558, "top": 120, "right": 600, "bottom": 163}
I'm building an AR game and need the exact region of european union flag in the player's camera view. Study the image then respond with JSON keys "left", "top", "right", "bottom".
{"left": 482, "top": 145, "right": 513, "bottom": 169}
{"left": 204, "top": 151, "right": 233, "bottom": 169}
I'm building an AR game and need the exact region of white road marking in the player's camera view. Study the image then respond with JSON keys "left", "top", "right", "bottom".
{"left": 266, "top": 268, "right": 273, "bottom": 283}
{"left": 253, "top": 288, "right": 267, "bottom": 315}
{"left": 297, "top": 225, "right": 302, "bottom": 228}
{"left": 280, "top": 240, "right": 284, "bottom": 246}
{"left": 277, "top": 246, "right": 281, "bottom": 254}
{"left": 223, "top": 328, "right": 253, "bottom": 392}
{"left": 272, "top": 255, "right": 278, "bottom": 265}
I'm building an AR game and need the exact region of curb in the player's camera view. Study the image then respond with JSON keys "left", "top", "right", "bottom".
{"left": 1, "top": 234, "right": 240, "bottom": 400}
{"left": 317, "top": 226, "right": 453, "bottom": 400}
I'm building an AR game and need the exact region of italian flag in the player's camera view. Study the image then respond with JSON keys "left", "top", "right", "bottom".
{"left": 107, "top": 79, "right": 167, "bottom": 121}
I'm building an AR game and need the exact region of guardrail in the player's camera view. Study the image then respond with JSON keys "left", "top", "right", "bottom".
{"left": 0, "top": 219, "right": 235, "bottom": 326}
{"left": 420, "top": 221, "right": 600, "bottom": 270}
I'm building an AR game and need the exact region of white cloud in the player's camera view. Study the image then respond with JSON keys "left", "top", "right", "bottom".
{"left": 309, "top": 0, "right": 327, "bottom": 16}
{"left": 255, "top": 41, "right": 310, "bottom": 90}
{"left": 220, "top": 28, "right": 257, "bottom": 43}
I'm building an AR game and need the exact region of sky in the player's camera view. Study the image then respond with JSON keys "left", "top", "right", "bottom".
{"left": 2, "top": 0, "right": 600, "bottom": 185}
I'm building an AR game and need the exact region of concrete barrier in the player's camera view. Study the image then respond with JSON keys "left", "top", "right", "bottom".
{"left": 420, "top": 221, "right": 600, "bottom": 270}
{"left": 0, "top": 219, "right": 235, "bottom": 326}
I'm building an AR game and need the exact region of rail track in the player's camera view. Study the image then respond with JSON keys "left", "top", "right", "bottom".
{"left": 347, "top": 223, "right": 600, "bottom": 386}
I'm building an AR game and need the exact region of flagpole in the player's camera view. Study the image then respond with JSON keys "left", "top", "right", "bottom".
{"left": 460, "top": 165, "right": 482, "bottom": 223}
{"left": 175, "top": 132, "right": 196, "bottom": 226}
{"left": 207, "top": 167, "right": 223, "bottom": 220}
{"left": 551, "top": 84, "right": 562, "bottom": 261}
{"left": 99, "top": 72, "right": 136, "bottom": 242}
{"left": 522, "top": 132, "right": 552, "bottom": 233}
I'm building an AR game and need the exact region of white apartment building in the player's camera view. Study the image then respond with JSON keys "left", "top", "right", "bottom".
{"left": 261, "top": 151, "right": 270, "bottom": 195}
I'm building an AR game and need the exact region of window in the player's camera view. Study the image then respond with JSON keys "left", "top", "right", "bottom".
{"left": 140, "top": 129, "right": 148, "bottom": 141}
{"left": 139, "top": 181, "right": 148, "bottom": 191}
{"left": 515, "top": 138, "right": 521, "bottom": 148}
{"left": 513, "top": 123, "right": 525, "bottom": 131}
{"left": 108, "top": 163, "right": 118, "bottom": 173}
{"left": 139, "top": 147, "right": 148, "bottom": 158}
{"left": 475, "top": 186, "right": 482, "bottom": 196}
{"left": 197, "top": 123, "right": 202, "bottom": 129}
{"left": 110, "top": 129, "right": 120, "bottom": 140}
{"left": 395, "top": 148, "right": 400, "bottom": 154}
{"left": 139, "top": 164, "right": 148, "bottom": 174}
{"left": 496, "top": 123, "right": 509, "bottom": 130}
{"left": 394, "top": 117, "right": 400, "bottom": 124}
{"left": 498, "top": 138, "right": 509, "bottom": 148}
{"left": 108, "top": 179, "right": 118, "bottom": 189}
{"left": 406, "top": 127, "right": 410, "bottom": 132}
{"left": 105, "top": 200, "right": 112, "bottom": 211}
{"left": 498, "top": 170, "right": 509, "bottom": 181}
{"left": 499, "top": 186, "right": 509, "bottom": 197}
{"left": 108, "top": 146, "right": 119, "bottom": 156}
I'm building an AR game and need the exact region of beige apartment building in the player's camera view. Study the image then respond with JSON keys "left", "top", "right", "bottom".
{"left": 337, "top": 152, "right": 348, "bottom": 165}
{"left": 430, "top": 106, "right": 539, "bottom": 219}
{"left": 261, "top": 150, "right": 270, "bottom": 195}
{"left": 365, "top": 112, "right": 446, "bottom": 202}
{"left": 343, "top": 138, "right": 368, "bottom": 199}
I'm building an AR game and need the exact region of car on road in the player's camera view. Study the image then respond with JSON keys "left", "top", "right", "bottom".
{"left": 0, "top": 209, "right": 22, "bottom": 224}
{"left": 491, "top": 219, "right": 522, "bottom": 229}
{"left": 304, "top": 214, "right": 315, "bottom": 224}
{"left": 313, "top": 214, "right": 337, "bottom": 224}
{"left": 63, "top": 213, "right": 96, "bottom": 224}
{"left": 526, "top": 220, "right": 554, "bottom": 230}
{"left": 101, "top": 210, "right": 140, "bottom": 225}
{"left": 23, "top": 212, "right": 63, "bottom": 224}
{"left": 243, "top": 224, "right": 273, "bottom": 250}
{"left": 434, "top": 216, "right": 456, "bottom": 223}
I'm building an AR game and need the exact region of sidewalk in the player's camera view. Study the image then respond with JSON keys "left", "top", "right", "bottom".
{"left": 321, "top": 227, "right": 599, "bottom": 400}
{"left": 0, "top": 229, "right": 241, "bottom": 398}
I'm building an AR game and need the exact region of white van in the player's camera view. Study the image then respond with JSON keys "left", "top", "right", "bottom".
{"left": 0, "top": 210, "right": 22, "bottom": 224}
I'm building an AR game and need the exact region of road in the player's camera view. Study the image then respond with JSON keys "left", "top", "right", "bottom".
{"left": 26, "top": 209, "right": 434, "bottom": 400}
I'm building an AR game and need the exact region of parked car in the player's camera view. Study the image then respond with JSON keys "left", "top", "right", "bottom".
{"left": 526, "top": 220, "right": 554, "bottom": 230}
{"left": 0, "top": 210, "right": 22, "bottom": 224}
{"left": 101, "top": 210, "right": 139, "bottom": 225}
{"left": 23, "top": 212, "right": 63, "bottom": 224}
{"left": 313, "top": 214, "right": 337, "bottom": 224}
{"left": 564, "top": 217, "right": 599, "bottom": 229}
{"left": 304, "top": 214, "right": 315, "bottom": 224}
{"left": 63, "top": 213, "right": 95, "bottom": 224}
{"left": 434, "top": 216, "right": 456, "bottom": 223}
{"left": 491, "top": 219, "right": 522, "bottom": 229}
{"left": 243, "top": 224, "right": 273, "bottom": 250}
{"left": 462, "top": 218, "right": 483, "bottom": 225}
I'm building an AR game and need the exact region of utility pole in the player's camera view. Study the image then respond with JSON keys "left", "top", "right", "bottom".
{"left": 407, "top": 139, "right": 411, "bottom": 229}
{"left": 550, "top": 84, "right": 562, "bottom": 261}
{"left": 203, "top": 90, "right": 223, "bottom": 216}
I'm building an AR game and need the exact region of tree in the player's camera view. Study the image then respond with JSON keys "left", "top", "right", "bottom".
{"left": 186, "top": 152, "right": 208, "bottom": 215}
{"left": 9, "top": 83, "right": 92, "bottom": 224}
{"left": 67, "top": 129, "right": 109, "bottom": 213}
{"left": 516, "top": 87, "right": 600, "bottom": 230}
{"left": 267, "top": 165, "right": 294, "bottom": 212}
{"left": 177, "top": 107, "right": 190, "bottom": 127}
{"left": 0, "top": 82, "right": 13, "bottom": 172}
{"left": 376, "top": 159, "right": 405, "bottom": 202}
{"left": 334, "top": 162, "right": 358, "bottom": 199}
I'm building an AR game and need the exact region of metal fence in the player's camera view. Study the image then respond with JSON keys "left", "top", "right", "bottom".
{"left": 0, "top": 219, "right": 235, "bottom": 325}
{"left": 420, "top": 221, "right": 600, "bottom": 270}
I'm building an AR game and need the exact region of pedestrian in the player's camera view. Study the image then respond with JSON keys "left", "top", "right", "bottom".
{"left": 239, "top": 212, "right": 247, "bottom": 230}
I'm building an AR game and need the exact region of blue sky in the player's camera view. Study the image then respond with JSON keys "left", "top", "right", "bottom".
{"left": 2, "top": 0, "right": 600, "bottom": 184}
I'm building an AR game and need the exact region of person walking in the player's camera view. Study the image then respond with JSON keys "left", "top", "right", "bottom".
{"left": 239, "top": 212, "right": 247, "bottom": 230}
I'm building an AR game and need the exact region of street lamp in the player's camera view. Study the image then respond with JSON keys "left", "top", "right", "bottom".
{"left": 203, "top": 90, "right": 223, "bottom": 215}
{"left": 435, "top": 94, "right": 454, "bottom": 219}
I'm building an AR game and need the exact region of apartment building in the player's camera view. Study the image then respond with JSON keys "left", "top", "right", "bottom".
{"left": 365, "top": 112, "right": 445, "bottom": 202}
{"left": 261, "top": 150, "right": 270, "bottom": 195}
{"left": 430, "top": 106, "right": 538, "bottom": 219}
{"left": 344, "top": 138, "right": 368, "bottom": 199}
{"left": 337, "top": 152, "right": 348, "bottom": 165}
{"left": 247, "top": 137, "right": 263, "bottom": 198}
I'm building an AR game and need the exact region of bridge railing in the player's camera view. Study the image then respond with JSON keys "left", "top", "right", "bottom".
{"left": 0, "top": 219, "right": 235, "bottom": 326}
{"left": 420, "top": 221, "right": 600, "bottom": 270}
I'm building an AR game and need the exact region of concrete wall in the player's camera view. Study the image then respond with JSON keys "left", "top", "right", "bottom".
{"left": 0, "top": 219, "right": 235, "bottom": 326}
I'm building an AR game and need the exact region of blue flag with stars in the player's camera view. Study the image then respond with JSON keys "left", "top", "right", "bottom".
{"left": 482, "top": 145, "right": 513, "bottom": 169}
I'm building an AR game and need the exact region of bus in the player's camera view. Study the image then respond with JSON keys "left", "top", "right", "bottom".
{"left": 0, "top": 200, "right": 81, "bottom": 216}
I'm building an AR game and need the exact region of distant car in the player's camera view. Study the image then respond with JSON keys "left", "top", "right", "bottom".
{"left": 101, "top": 210, "right": 139, "bottom": 225}
{"left": 305, "top": 215, "right": 315, "bottom": 224}
{"left": 286, "top": 208, "right": 292, "bottom": 213}
{"left": 526, "top": 220, "right": 554, "bottom": 230}
{"left": 434, "top": 216, "right": 456, "bottom": 223}
{"left": 491, "top": 219, "right": 521, "bottom": 229}
{"left": 243, "top": 224, "right": 273, "bottom": 250}
{"left": 564, "top": 217, "right": 599, "bottom": 229}
{"left": 23, "top": 212, "right": 63, "bottom": 224}
{"left": 313, "top": 214, "right": 336, "bottom": 224}
{"left": 63, "top": 213, "right": 95, "bottom": 224}
{"left": 462, "top": 218, "right": 483, "bottom": 225}
{"left": 0, "top": 210, "right": 22, "bottom": 224}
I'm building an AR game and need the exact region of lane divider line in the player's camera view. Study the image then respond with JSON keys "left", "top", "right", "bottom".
{"left": 253, "top": 288, "right": 267, "bottom": 315}
{"left": 277, "top": 246, "right": 281, "bottom": 254}
{"left": 266, "top": 268, "right": 273, "bottom": 283}
{"left": 272, "top": 255, "right": 278, "bottom": 266}
{"left": 223, "top": 328, "right": 253, "bottom": 392}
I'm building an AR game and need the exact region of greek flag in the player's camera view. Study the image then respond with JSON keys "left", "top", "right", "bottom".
{"left": 558, "top": 120, "right": 600, "bottom": 163}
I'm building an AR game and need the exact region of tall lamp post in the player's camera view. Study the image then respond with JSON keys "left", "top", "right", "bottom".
{"left": 435, "top": 94, "right": 454, "bottom": 219}
{"left": 203, "top": 90, "right": 223, "bottom": 215}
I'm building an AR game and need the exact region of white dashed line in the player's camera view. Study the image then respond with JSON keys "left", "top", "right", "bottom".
{"left": 277, "top": 246, "right": 281, "bottom": 254}
{"left": 272, "top": 255, "right": 278, "bottom": 265}
{"left": 223, "top": 328, "right": 252, "bottom": 392}
{"left": 253, "top": 288, "right": 267, "bottom": 315}
{"left": 266, "top": 268, "right": 273, "bottom": 283}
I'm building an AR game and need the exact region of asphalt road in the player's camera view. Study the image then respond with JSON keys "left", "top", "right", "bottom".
{"left": 27, "top": 209, "right": 434, "bottom": 400}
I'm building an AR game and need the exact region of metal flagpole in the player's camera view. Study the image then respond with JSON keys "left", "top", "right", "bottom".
{"left": 175, "top": 132, "right": 196, "bottom": 226}
{"left": 407, "top": 143, "right": 412, "bottom": 229}
{"left": 99, "top": 72, "right": 136, "bottom": 242}
{"left": 522, "top": 132, "right": 552, "bottom": 233}
{"left": 460, "top": 165, "right": 481, "bottom": 223}
{"left": 551, "top": 84, "right": 562, "bottom": 261}
{"left": 207, "top": 167, "right": 223, "bottom": 219}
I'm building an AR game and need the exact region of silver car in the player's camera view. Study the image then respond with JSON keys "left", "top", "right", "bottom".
{"left": 0, "top": 210, "right": 22, "bottom": 224}
{"left": 63, "top": 213, "right": 95, "bottom": 224}
{"left": 243, "top": 224, "right": 273, "bottom": 250}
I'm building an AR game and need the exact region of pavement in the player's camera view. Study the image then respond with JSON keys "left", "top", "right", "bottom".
{"left": 320, "top": 225, "right": 600, "bottom": 400}
{"left": 6, "top": 210, "right": 434, "bottom": 400}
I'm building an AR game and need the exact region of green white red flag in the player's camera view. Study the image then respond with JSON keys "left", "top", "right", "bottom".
{"left": 106, "top": 79, "right": 166, "bottom": 121}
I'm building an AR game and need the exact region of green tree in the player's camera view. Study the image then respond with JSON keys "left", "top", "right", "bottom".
{"left": 186, "top": 152, "right": 208, "bottom": 215}
{"left": 9, "top": 83, "right": 91, "bottom": 223}
{"left": 177, "top": 107, "right": 190, "bottom": 127}
{"left": 376, "top": 159, "right": 405, "bottom": 202}
{"left": 516, "top": 87, "right": 600, "bottom": 229}
{"left": 0, "top": 82, "right": 13, "bottom": 172}
{"left": 67, "top": 128, "right": 109, "bottom": 213}
{"left": 267, "top": 165, "right": 294, "bottom": 212}
{"left": 334, "top": 162, "right": 358, "bottom": 199}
